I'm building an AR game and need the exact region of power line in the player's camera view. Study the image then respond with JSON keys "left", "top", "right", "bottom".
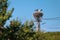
{"left": 42, "top": 17, "right": 60, "bottom": 20}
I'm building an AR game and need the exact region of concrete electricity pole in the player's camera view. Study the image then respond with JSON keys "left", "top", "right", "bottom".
{"left": 33, "top": 9, "right": 43, "bottom": 32}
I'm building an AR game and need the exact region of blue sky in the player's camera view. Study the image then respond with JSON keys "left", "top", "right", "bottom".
{"left": 7, "top": 0, "right": 60, "bottom": 32}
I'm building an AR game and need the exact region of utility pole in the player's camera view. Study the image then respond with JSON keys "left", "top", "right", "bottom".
{"left": 33, "top": 9, "right": 43, "bottom": 32}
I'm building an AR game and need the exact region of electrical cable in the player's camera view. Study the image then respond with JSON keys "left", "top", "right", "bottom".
{"left": 42, "top": 17, "right": 60, "bottom": 20}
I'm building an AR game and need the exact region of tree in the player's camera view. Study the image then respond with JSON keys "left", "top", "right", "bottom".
{"left": 0, "top": 0, "right": 14, "bottom": 40}
{"left": 5, "top": 19, "right": 21, "bottom": 40}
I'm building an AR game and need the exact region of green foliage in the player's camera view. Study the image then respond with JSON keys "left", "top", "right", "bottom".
{"left": 0, "top": 0, "right": 14, "bottom": 40}
{"left": 0, "top": 0, "right": 14, "bottom": 26}
{"left": 45, "top": 32, "right": 60, "bottom": 40}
